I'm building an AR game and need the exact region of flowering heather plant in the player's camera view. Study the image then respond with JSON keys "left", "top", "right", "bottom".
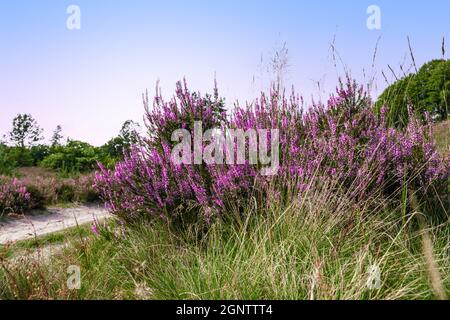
{"left": 0, "top": 173, "right": 100, "bottom": 214}
{"left": 144, "top": 79, "right": 226, "bottom": 148}
{"left": 96, "top": 81, "right": 258, "bottom": 224}
{"left": 0, "top": 177, "right": 32, "bottom": 214}
{"left": 21, "top": 173, "right": 100, "bottom": 205}
{"left": 263, "top": 80, "right": 448, "bottom": 201}
{"left": 95, "top": 79, "right": 448, "bottom": 225}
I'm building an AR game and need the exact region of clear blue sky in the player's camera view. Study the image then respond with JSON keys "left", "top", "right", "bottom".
{"left": 1, "top": 0, "right": 449, "bottom": 145}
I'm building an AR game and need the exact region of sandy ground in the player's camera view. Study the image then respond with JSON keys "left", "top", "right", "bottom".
{"left": 0, "top": 204, "right": 110, "bottom": 245}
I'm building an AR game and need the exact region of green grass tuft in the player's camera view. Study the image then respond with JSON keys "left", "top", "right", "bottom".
{"left": 1, "top": 190, "right": 448, "bottom": 300}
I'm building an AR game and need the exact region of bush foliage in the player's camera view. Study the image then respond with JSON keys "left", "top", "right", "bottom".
{"left": 0, "top": 177, "right": 31, "bottom": 215}
{"left": 376, "top": 59, "right": 450, "bottom": 127}
{"left": 41, "top": 140, "right": 105, "bottom": 173}
{"left": 0, "top": 172, "right": 99, "bottom": 214}
{"left": 95, "top": 79, "right": 448, "bottom": 225}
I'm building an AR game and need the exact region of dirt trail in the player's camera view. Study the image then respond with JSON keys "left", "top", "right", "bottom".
{"left": 0, "top": 204, "right": 110, "bottom": 244}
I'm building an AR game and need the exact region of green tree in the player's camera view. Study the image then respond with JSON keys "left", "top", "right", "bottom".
{"left": 8, "top": 114, "right": 44, "bottom": 148}
{"left": 376, "top": 59, "right": 450, "bottom": 127}
{"left": 101, "top": 120, "right": 142, "bottom": 159}
{"left": 51, "top": 125, "right": 63, "bottom": 147}
{"left": 120, "top": 120, "right": 141, "bottom": 146}
{"left": 41, "top": 140, "right": 101, "bottom": 173}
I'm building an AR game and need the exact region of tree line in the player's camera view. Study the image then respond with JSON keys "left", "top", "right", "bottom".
{"left": 0, "top": 114, "right": 141, "bottom": 175}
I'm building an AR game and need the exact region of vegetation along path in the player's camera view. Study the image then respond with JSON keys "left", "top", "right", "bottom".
{"left": 0, "top": 204, "right": 110, "bottom": 244}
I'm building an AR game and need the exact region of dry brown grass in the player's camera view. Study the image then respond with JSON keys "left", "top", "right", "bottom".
{"left": 433, "top": 120, "right": 449, "bottom": 156}
{"left": 15, "top": 167, "right": 57, "bottom": 179}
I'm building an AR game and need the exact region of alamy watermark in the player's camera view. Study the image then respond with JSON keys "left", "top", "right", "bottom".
{"left": 66, "top": 5, "right": 81, "bottom": 30}
{"left": 171, "top": 122, "right": 279, "bottom": 176}
{"left": 366, "top": 264, "right": 382, "bottom": 290}
{"left": 67, "top": 265, "right": 81, "bottom": 290}
{"left": 367, "top": 5, "right": 381, "bottom": 30}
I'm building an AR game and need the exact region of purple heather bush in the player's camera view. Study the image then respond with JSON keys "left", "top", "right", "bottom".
{"left": 20, "top": 173, "right": 99, "bottom": 206}
{"left": 95, "top": 78, "right": 448, "bottom": 225}
{"left": 0, "top": 173, "right": 99, "bottom": 214}
{"left": 0, "top": 177, "right": 32, "bottom": 214}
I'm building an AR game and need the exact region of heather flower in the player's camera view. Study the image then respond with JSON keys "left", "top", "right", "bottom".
{"left": 0, "top": 177, "right": 32, "bottom": 214}
{"left": 94, "top": 79, "right": 448, "bottom": 225}
{"left": 91, "top": 221, "right": 100, "bottom": 236}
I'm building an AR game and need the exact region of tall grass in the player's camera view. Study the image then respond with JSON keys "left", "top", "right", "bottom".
{"left": 433, "top": 120, "right": 449, "bottom": 156}
{"left": 1, "top": 182, "right": 448, "bottom": 300}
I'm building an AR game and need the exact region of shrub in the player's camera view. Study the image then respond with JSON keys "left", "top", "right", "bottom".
{"left": 29, "top": 144, "right": 51, "bottom": 165}
{"left": 20, "top": 174, "right": 99, "bottom": 206}
{"left": 41, "top": 140, "right": 104, "bottom": 173}
{"left": 18, "top": 176, "right": 58, "bottom": 205}
{"left": 0, "top": 144, "right": 14, "bottom": 175}
{"left": 75, "top": 173, "right": 100, "bottom": 203}
{"left": 95, "top": 79, "right": 448, "bottom": 225}
{"left": 0, "top": 177, "right": 32, "bottom": 214}
{"left": 56, "top": 182, "right": 76, "bottom": 203}
{"left": 0, "top": 146, "right": 34, "bottom": 171}
{"left": 23, "top": 184, "right": 46, "bottom": 209}
{"left": 376, "top": 59, "right": 450, "bottom": 127}
{"left": 0, "top": 173, "right": 100, "bottom": 213}
{"left": 101, "top": 120, "right": 143, "bottom": 161}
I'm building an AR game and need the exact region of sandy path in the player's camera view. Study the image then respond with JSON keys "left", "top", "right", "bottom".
{"left": 0, "top": 204, "right": 111, "bottom": 245}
